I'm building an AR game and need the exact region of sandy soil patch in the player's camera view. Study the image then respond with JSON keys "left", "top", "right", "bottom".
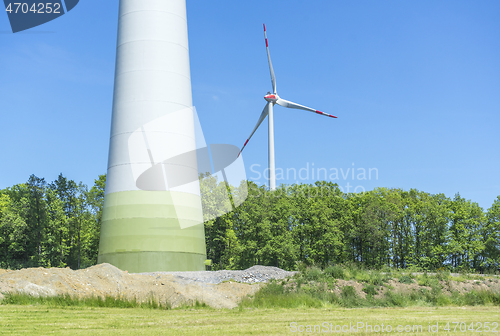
{"left": 0, "top": 263, "right": 267, "bottom": 308}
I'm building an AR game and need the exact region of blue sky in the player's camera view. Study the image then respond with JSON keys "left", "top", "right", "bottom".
{"left": 1, "top": 1, "right": 499, "bottom": 210}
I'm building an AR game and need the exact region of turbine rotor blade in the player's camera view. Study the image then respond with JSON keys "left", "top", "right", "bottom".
{"left": 276, "top": 98, "right": 337, "bottom": 118}
{"left": 263, "top": 24, "right": 277, "bottom": 94}
{"left": 237, "top": 102, "right": 270, "bottom": 157}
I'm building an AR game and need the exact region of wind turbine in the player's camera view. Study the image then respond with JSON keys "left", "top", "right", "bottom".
{"left": 238, "top": 24, "right": 337, "bottom": 190}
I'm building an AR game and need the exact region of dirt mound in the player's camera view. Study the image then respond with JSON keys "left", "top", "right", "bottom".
{"left": 0, "top": 264, "right": 285, "bottom": 309}
{"left": 2, "top": 265, "right": 497, "bottom": 309}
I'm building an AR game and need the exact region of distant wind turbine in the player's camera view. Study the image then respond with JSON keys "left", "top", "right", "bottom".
{"left": 238, "top": 24, "right": 337, "bottom": 190}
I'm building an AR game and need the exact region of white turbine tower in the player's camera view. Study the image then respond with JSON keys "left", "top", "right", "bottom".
{"left": 238, "top": 24, "right": 337, "bottom": 190}
{"left": 98, "top": 0, "right": 206, "bottom": 272}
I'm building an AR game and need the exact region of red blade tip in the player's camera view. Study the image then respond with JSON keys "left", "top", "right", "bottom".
{"left": 316, "top": 110, "right": 338, "bottom": 118}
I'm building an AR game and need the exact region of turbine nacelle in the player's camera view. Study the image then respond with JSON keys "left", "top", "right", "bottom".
{"left": 264, "top": 93, "right": 278, "bottom": 103}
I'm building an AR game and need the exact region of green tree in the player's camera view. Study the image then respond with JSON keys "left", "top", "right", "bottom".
{"left": 448, "top": 193, "right": 485, "bottom": 270}
{"left": 231, "top": 182, "right": 274, "bottom": 269}
{"left": 44, "top": 188, "right": 70, "bottom": 267}
{"left": 480, "top": 196, "right": 500, "bottom": 272}
{"left": 81, "top": 174, "right": 106, "bottom": 267}
{"left": 26, "top": 175, "right": 49, "bottom": 266}
{"left": 416, "top": 193, "right": 450, "bottom": 270}
{"left": 2, "top": 183, "right": 33, "bottom": 268}
{"left": 200, "top": 174, "right": 235, "bottom": 269}
{"left": 0, "top": 192, "right": 28, "bottom": 268}
{"left": 289, "top": 182, "right": 343, "bottom": 267}
{"left": 49, "top": 174, "right": 82, "bottom": 268}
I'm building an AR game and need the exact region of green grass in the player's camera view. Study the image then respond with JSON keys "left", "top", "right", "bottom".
{"left": 1, "top": 293, "right": 171, "bottom": 310}
{"left": 240, "top": 281, "right": 500, "bottom": 309}
{"left": 237, "top": 265, "right": 500, "bottom": 310}
{"left": 398, "top": 274, "right": 415, "bottom": 284}
{"left": 0, "top": 305, "right": 497, "bottom": 335}
{"left": 417, "top": 272, "right": 441, "bottom": 287}
{"left": 362, "top": 284, "right": 378, "bottom": 296}
{"left": 239, "top": 283, "right": 324, "bottom": 309}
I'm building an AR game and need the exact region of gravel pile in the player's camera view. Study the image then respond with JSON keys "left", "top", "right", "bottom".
{"left": 140, "top": 265, "right": 297, "bottom": 284}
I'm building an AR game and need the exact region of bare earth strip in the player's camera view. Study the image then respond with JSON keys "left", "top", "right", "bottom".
{"left": 0, "top": 264, "right": 295, "bottom": 309}
{"left": 1, "top": 264, "right": 499, "bottom": 309}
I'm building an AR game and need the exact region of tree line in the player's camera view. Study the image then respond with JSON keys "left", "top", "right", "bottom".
{"left": 0, "top": 174, "right": 105, "bottom": 269}
{"left": 203, "top": 178, "right": 500, "bottom": 273}
{"left": 0, "top": 174, "right": 498, "bottom": 273}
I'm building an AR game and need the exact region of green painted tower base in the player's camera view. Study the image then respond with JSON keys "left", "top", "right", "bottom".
{"left": 97, "top": 191, "right": 206, "bottom": 273}
{"left": 98, "top": 251, "right": 206, "bottom": 273}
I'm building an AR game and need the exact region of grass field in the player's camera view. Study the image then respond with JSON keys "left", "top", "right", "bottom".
{"left": 0, "top": 305, "right": 498, "bottom": 335}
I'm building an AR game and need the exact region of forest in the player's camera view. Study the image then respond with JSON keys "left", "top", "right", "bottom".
{"left": 0, "top": 174, "right": 499, "bottom": 273}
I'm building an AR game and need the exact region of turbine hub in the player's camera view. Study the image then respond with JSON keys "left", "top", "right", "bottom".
{"left": 264, "top": 93, "right": 278, "bottom": 103}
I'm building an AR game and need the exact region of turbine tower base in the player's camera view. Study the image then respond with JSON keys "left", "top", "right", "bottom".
{"left": 98, "top": 251, "right": 206, "bottom": 273}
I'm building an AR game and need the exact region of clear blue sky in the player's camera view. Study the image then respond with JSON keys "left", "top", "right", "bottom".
{"left": 1, "top": 1, "right": 499, "bottom": 210}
